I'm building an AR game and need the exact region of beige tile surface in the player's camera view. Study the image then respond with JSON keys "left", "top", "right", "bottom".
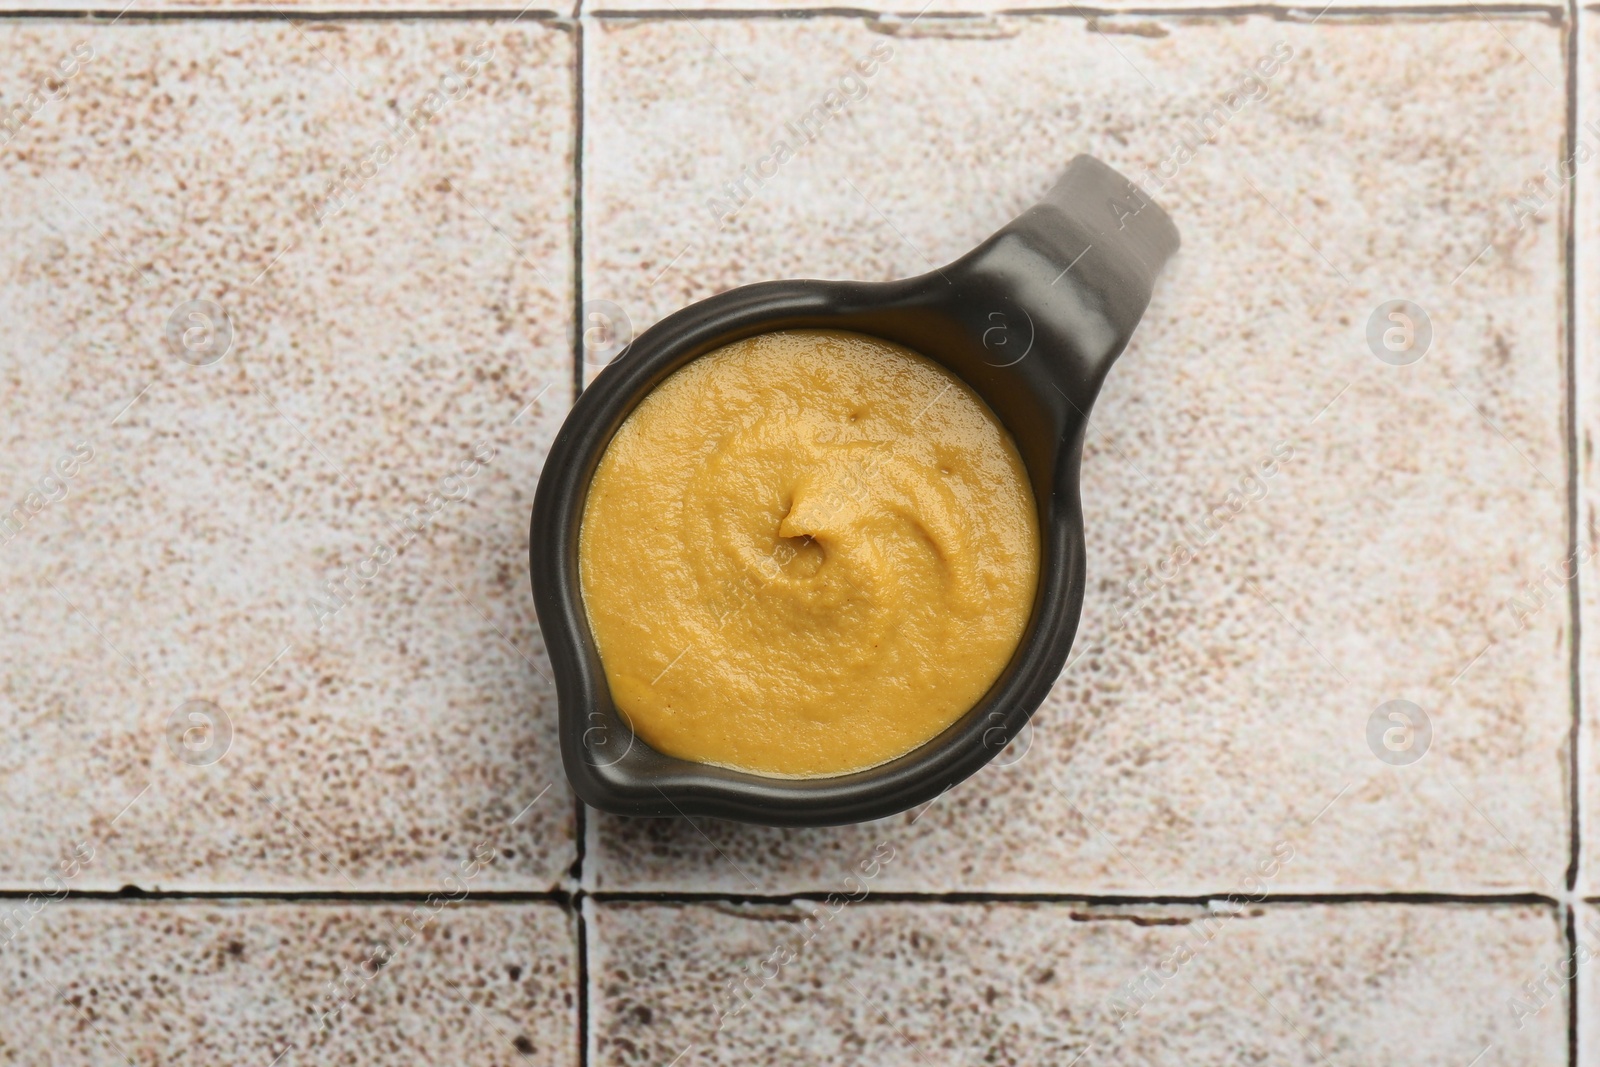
{"left": 0, "top": 900, "right": 578, "bottom": 1064}
{"left": 0, "top": 4, "right": 1586, "bottom": 1064}
{"left": 583, "top": 14, "right": 1571, "bottom": 893}
{"left": 0, "top": 21, "right": 578, "bottom": 890}
{"left": 590, "top": 900, "right": 1567, "bottom": 1066}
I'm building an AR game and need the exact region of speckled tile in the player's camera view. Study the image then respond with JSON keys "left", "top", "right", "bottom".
{"left": 590, "top": 900, "right": 1566, "bottom": 1065}
{"left": 0, "top": 900, "right": 578, "bottom": 1064}
{"left": 0, "top": 21, "right": 578, "bottom": 889}
{"left": 583, "top": 15, "right": 1570, "bottom": 892}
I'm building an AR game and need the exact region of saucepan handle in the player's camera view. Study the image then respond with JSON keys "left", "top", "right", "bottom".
{"left": 922, "top": 154, "right": 1180, "bottom": 417}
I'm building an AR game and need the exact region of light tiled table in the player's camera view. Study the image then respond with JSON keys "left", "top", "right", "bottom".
{"left": 0, "top": 1, "right": 1590, "bottom": 1064}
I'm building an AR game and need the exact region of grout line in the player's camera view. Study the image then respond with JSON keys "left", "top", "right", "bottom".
{"left": 0, "top": 887, "right": 1568, "bottom": 904}
{"left": 1566, "top": 0, "right": 1585, "bottom": 901}
{"left": 577, "top": 895, "right": 592, "bottom": 1067}
{"left": 1570, "top": 902, "right": 1581, "bottom": 1067}
{"left": 568, "top": 18, "right": 589, "bottom": 1041}
{"left": 0, "top": 888, "right": 580, "bottom": 902}
{"left": 573, "top": 10, "right": 587, "bottom": 400}
{"left": 1568, "top": 0, "right": 1580, "bottom": 895}
{"left": 589, "top": 1, "right": 1564, "bottom": 12}
{"left": 0, "top": 2, "right": 1565, "bottom": 18}
{"left": 1568, "top": 4, "right": 1586, "bottom": 1063}
{"left": 583, "top": 809, "right": 599, "bottom": 886}
{"left": 0, "top": 6, "right": 570, "bottom": 16}
{"left": 581, "top": 889, "right": 1564, "bottom": 905}
{"left": 573, "top": 803, "right": 588, "bottom": 885}
{"left": 570, "top": 799, "right": 588, "bottom": 887}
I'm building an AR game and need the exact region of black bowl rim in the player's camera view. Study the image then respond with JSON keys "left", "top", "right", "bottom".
{"left": 529, "top": 276, "right": 1091, "bottom": 826}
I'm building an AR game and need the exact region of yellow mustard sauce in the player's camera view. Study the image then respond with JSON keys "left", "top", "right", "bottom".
{"left": 578, "top": 330, "right": 1040, "bottom": 778}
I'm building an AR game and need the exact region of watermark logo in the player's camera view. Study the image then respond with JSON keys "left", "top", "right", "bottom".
{"left": 1366, "top": 699, "right": 1430, "bottom": 766}
{"left": 703, "top": 42, "right": 894, "bottom": 227}
{"left": 580, "top": 299, "right": 632, "bottom": 369}
{"left": 582, "top": 708, "right": 636, "bottom": 769}
{"left": 167, "top": 699, "right": 232, "bottom": 766}
{"left": 1365, "top": 300, "right": 1431, "bottom": 366}
{"left": 714, "top": 841, "right": 896, "bottom": 1031}
{"left": 990, "top": 719, "right": 1033, "bottom": 769}
{"left": 310, "top": 842, "right": 497, "bottom": 1037}
{"left": 0, "top": 41, "right": 94, "bottom": 148}
{"left": 1, "top": 440, "right": 94, "bottom": 547}
{"left": 1129, "top": 40, "right": 1293, "bottom": 201}
{"left": 0, "top": 839, "right": 96, "bottom": 948}
{"left": 980, "top": 308, "right": 1034, "bottom": 368}
{"left": 1506, "top": 120, "right": 1600, "bottom": 231}
{"left": 1105, "top": 838, "right": 1295, "bottom": 1029}
{"left": 165, "top": 299, "right": 233, "bottom": 366}
{"left": 979, "top": 710, "right": 1034, "bottom": 770}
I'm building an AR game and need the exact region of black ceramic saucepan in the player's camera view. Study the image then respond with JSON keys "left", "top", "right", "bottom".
{"left": 530, "top": 154, "right": 1179, "bottom": 826}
